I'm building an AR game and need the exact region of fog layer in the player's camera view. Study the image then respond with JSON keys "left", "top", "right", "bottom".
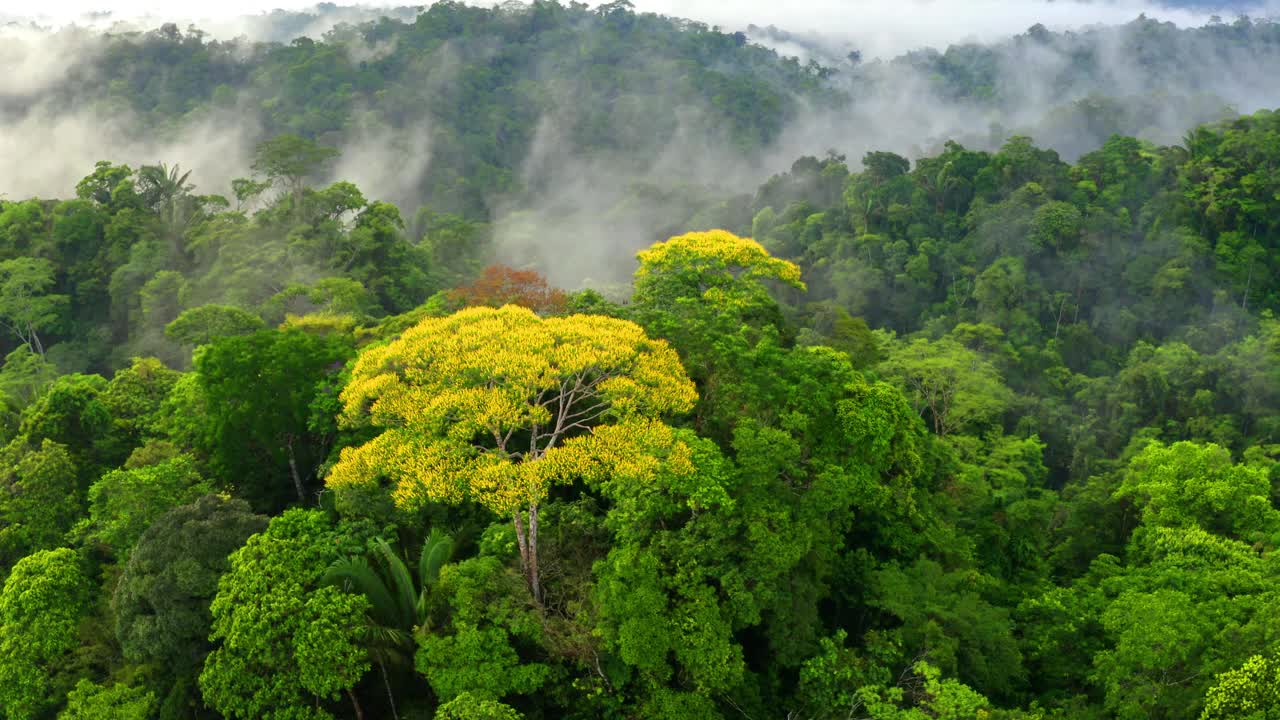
{"left": 4, "top": 3, "right": 1280, "bottom": 286}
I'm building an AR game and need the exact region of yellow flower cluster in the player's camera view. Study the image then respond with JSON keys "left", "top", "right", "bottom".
{"left": 327, "top": 305, "right": 698, "bottom": 517}
{"left": 635, "top": 229, "right": 806, "bottom": 291}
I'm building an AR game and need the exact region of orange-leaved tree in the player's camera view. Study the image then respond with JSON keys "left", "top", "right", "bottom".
{"left": 448, "top": 264, "right": 568, "bottom": 316}
{"left": 326, "top": 305, "right": 696, "bottom": 601}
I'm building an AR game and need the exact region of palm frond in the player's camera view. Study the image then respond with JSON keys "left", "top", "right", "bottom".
{"left": 362, "top": 622, "right": 411, "bottom": 651}
{"left": 171, "top": 165, "right": 194, "bottom": 191}
{"left": 321, "top": 555, "right": 402, "bottom": 629}
{"left": 419, "top": 528, "right": 454, "bottom": 589}
{"left": 373, "top": 538, "right": 419, "bottom": 630}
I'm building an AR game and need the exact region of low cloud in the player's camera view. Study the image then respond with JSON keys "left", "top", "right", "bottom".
{"left": 5, "top": 2, "right": 1280, "bottom": 289}
{"left": 625, "top": 0, "right": 1272, "bottom": 58}
{"left": 0, "top": 25, "right": 104, "bottom": 103}
{"left": 329, "top": 116, "right": 433, "bottom": 211}
{"left": 0, "top": 101, "right": 257, "bottom": 201}
{"left": 4, "top": 3, "right": 423, "bottom": 43}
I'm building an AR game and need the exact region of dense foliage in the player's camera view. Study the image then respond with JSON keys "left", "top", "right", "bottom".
{"left": 2, "top": 3, "right": 1280, "bottom": 720}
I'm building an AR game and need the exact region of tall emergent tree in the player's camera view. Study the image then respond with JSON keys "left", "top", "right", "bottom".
{"left": 251, "top": 134, "right": 340, "bottom": 214}
{"left": 327, "top": 305, "right": 696, "bottom": 601}
{"left": 631, "top": 229, "right": 806, "bottom": 438}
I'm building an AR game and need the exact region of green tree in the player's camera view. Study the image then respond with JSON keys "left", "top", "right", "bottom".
{"left": 1116, "top": 441, "right": 1278, "bottom": 544}
{"left": 793, "top": 629, "right": 894, "bottom": 720}
{"left": 199, "top": 509, "right": 373, "bottom": 720}
{"left": 95, "top": 356, "right": 182, "bottom": 463}
{"left": 0, "top": 548, "right": 92, "bottom": 720}
{"left": 252, "top": 134, "right": 340, "bottom": 213}
{"left": 879, "top": 335, "right": 1014, "bottom": 437}
{"left": 114, "top": 495, "right": 267, "bottom": 678}
{"left": 75, "top": 161, "right": 134, "bottom": 208}
{"left": 81, "top": 454, "right": 211, "bottom": 555}
{"left": 0, "top": 346, "right": 58, "bottom": 410}
{"left": 263, "top": 279, "right": 378, "bottom": 325}
{"left": 17, "top": 372, "right": 113, "bottom": 483}
{"left": 434, "top": 692, "right": 525, "bottom": 719}
{"left": 0, "top": 200, "right": 50, "bottom": 258}
{"left": 190, "top": 328, "right": 353, "bottom": 510}
{"left": 0, "top": 257, "right": 68, "bottom": 356}
{"left": 1015, "top": 555, "right": 1116, "bottom": 704}
{"left": 854, "top": 662, "right": 999, "bottom": 720}
{"left": 1094, "top": 585, "right": 1220, "bottom": 718}
{"left": 630, "top": 229, "right": 805, "bottom": 439}
{"left": 338, "top": 202, "right": 431, "bottom": 314}
{"left": 1202, "top": 655, "right": 1280, "bottom": 720}
{"left": 0, "top": 440, "right": 81, "bottom": 574}
{"left": 582, "top": 423, "right": 747, "bottom": 701}
{"left": 58, "top": 680, "right": 155, "bottom": 720}
{"left": 1091, "top": 523, "right": 1280, "bottom": 718}
{"left": 164, "top": 304, "right": 265, "bottom": 347}
{"left": 871, "top": 558, "right": 1024, "bottom": 699}
{"left": 414, "top": 555, "right": 550, "bottom": 704}
{"left": 972, "top": 257, "right": 1035, "bottom": 336}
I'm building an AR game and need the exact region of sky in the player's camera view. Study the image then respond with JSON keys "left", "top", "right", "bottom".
{"left": 14, "top": 0, "right": 324, "bottom": 18}
{"left": 9, "top": 0, "right": 1274, "bottom": 58}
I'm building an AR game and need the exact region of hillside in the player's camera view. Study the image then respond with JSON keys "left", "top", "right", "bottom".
{"left": 0, "top": 3, "right": 1279, "bottom": 720}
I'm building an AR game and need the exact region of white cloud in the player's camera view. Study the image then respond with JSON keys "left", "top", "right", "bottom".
{"left": 4, "top": 0, "right": 321, "bottom": 23}
{"left": 3, "top": 1, "right": 1277, "bottom": 204}
{"left": 0, "top": 102, "right": 258, "bottom": 200}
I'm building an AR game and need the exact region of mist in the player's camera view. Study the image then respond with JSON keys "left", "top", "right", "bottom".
{"left": 2, "top": 3, "right": 422, "bottom": 44}
{"left": 5, "top": 1, "right": 1280, "bottom": 289}
{"left": 16, "top": 1, "right": 1276, "bottom": 52}
{"left": 0, "top": 106, "right": 259, "bottom": 202}
{"left": 635, "top": 0, "right": 1276, "bottom": 58}
{"left": 492, "top": 8, "right": 1280, "bottom": 287}
{"left": 329, "top": 117, "right": 433, "bottom": 212}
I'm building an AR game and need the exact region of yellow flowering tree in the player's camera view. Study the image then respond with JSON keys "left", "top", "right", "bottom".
{"left": 634, "top": 228, "right": 804, "bottom": 313}
{"left": 328, "top": 305, "right": 696, "bottom": 600}
{"left": 632, "top": 229, "right": 806, "bottom": 438}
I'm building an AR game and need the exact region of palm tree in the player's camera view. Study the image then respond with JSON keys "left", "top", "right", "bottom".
{"left": 137, "top": 163, "right": 198, "bottom": 259}
{"left": 323, "top": 529, "right": 454, "bottom": 720}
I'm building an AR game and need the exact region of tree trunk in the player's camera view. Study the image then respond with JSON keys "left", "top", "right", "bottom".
{"left": 512, "top": 506, "right": 542, "bottom": 603}
{"left": 346, "top": 688, "right": 365, "bottom": 720}
{"left": 1243, "top": 264, "right": 1253, "bottom": 311}
{"left": 27, "top": 323, "right": 44, "bottom": 357}
{"left": 285, "top": 437, "right": 307, "bottom": 504}
{"left": 513, "top": 512, "right": 528, "bottom": 576}
{"left": 528, "top": 504, "right": 541, "bottom": 603}
{"left": 292, "top": 181, "right": 304, "bottom": 224}
{"left": 1054, "top": 295, "right": 1069, "bottom": 340}
{"left": 379, "top": 660, "right": 399, "bottom": 720}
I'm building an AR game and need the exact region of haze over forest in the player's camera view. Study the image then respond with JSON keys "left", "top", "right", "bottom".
{"left": 1, "top": 2, "right": 1280, "bottom": 720}
{"left": 5, "top": 0, "right": 1280, "bottom": 284}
